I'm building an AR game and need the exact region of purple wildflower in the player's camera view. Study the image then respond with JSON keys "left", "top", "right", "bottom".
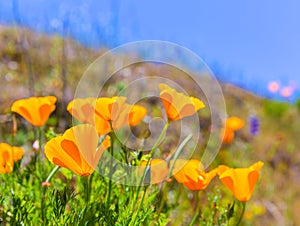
{"left": 249, "top": 115, "right": 260, "bottom": 136}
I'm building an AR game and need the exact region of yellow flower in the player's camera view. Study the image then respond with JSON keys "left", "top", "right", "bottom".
{"left": 140, "top": 159, "right": 169, "bottom": 184}
{"left": 221, "top": 116, "right": 244, "bottom": 144}
{"left": 44, "top": 124, "right": 110, "bottom": 176}
{"left": 11, "top": 96, "right": 57, "bottom": 127}
{"left": 67, "top": 98, "right": 111, "bottom": 135}
{"left": 218, "top": 161, "right": 264, "bottom": 202}
{"left": 159, "top": 84, "right": 205, "bottom": 121}
{"left": 171, "top": 159, "right": 217, "bottom": 190}
{"left": 0, "top": 143, "right": 24, "bottom": 174}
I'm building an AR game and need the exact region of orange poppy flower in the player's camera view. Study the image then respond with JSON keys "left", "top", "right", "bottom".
{"left": 44, "top": 124, "right": 110, "bottom": 176}
{"left": 11, "top": 96, "right": 57, "bottom": 127}
{"left": 221, "top": 116, "right": 244, "bottom": 144}
{"left": 216, "top": 164, "right": 230, "bottom": 176}
{"left": 0, "top": 143, "right": 25, "bottom": 174}
{"left": 158, "top": 84, "right": 205, "bottom": 121}
{"left": 67, "top": 98, "right": 111, "bottom": 135}
{"left": 140, "top": 159, "right": 169, "bottom": 184}
{"left": 95, "top": 96, "right": 147, "bottom": 131}
{"left": 67, "top": 98, "right": 97, "bottom": 124}
{"left": 218, "top": 161, "right": 264, "bottom": 202}
{"left": 171, "top": 159, "right": 217, "bottom": 190}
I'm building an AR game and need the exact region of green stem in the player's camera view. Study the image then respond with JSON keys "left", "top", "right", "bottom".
{"left": 155, "top": 134, "right": 193, "bottom": 220}
{"left": 11, "top": 120, "right": 15, "bottom": 159}
{"left": 150, "top": 120, "right": 170, "bottom": 153}
{"left": 45, "top": 165, "right": 60, "bottom": 183}
{"left": 39, "top": 127, "right": 45, "bottom": 225}
{"left": 41, "top": 165, "right": 60, "bottom": 223}
{"left": 41, "top": 187, "right": 46, "bottom": 224}
{"left": 11, "top": 122, "right": 16, "bottom": 191}
{"left": 35, "top": 126, "right": 43, "bottom": 170}
{"left": 167, "top": 134, "right": 193, "bottom": 178}
{"left": 106, "top": 129, "right": 115, "bottom": 209}
{"left": 188, "top": 192, "right": 201, "bottom": 226}
{"left": 131, "top": 121, "right": 170, "bottom": 210}
{"left": 236, "top": 202, "right": 246, "bottom": 226}
{"left": 157, "top": 182, "right": 168, "bottom": 216}
{"left": 83, "top": 175, "right": 92, "bottom": 203}
{"left": 140, "top": 121, "right": 170, "bottom": 185}
{"left": 38, "top": 126, "right": 42, "bottom": 154}
{"left": 130, "top": 186, "right": 148, "bottom": 226}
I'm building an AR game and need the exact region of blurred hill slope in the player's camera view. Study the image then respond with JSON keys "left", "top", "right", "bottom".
{"left": 0, "top": 26, "right": 300, "bottom": 225}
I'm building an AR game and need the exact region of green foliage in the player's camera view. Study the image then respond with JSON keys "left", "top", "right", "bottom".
{"left": 295, "top": 97, "right": 300, "bottom": 112}
{"left": 1, "top": 192, "right": 35, "bottom": 225}
{"left": 263, "top": 100, "right": 289, "bottom": 118}
{"left": 199, "top": 189, "right": 231, "bottom": 226}
{"left": 97, "top": 203, "right": 118, "bottom": 225}
{"left": 45, "top": 127, "right": 60, "bottom": 140}
{"left": 1, "top": 26, "right": 299, "bottom": 226}
{"left": 0, "top": 164, "right": 170, "bottom": 225}
{"left": 50, "top": 187, "right": 76, "bottom": 218}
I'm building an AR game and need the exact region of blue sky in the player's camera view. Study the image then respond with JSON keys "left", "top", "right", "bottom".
{"left": 0, "top": 0, "right": 299, "bottom": 100}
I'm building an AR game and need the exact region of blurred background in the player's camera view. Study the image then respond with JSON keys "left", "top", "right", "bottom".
{"left": 0, "top": 0, "right": 299, "bottom": 101}
{"left": 1, "top": 1, "right": 300, "bottom": 225}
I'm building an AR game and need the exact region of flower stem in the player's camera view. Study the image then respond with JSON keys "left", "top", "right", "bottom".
{"left": 38, "top": 126, "right": 42, "bottom": 153}
{"left": 236, "top": 202, "right": 246, "bottom": 226}
{"left": 189, "top": 192, "right": 201, "bottom": 226}
{"left": 130, "top": 186, "right": 148, "bottom": 226}
{"left": 41, "top": 187, "right": 46, "bottom": 224}
{"left": 157, "top": 182, "right": 168, "bottom": 216}
{"left": 41, "top": 165, "right": 60, "bottom": 223}
{"left": 11, "top": 116, "right": 16, "bottom": 191}
{"left": 167, "top": 133, "right": 193, "bottom": 178}
{"left": 141, "top": 121, "right": 169, "bottom": 185}
{"left": 151, "top": 120, "right": 170, "bottom": 153}
{"left": 106, "top": 129, "right": 115, "bottom": 209}
{"left": 45, "top": 165, "right": 60, "bottom": 183}
{"left": 132, "top": 121, "right": 170, "bottom": 209}
{"left": 35, "top": 126, "right": 43, "bottom": 169}
{"left": 83, "top": 175, "right": 92, "bottom": 203}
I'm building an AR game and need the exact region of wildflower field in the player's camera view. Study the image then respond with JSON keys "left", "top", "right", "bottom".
{"left": 1, "top": 27, "right": 300, "bottom": 226}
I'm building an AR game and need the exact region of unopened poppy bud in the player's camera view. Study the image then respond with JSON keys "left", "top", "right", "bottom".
{"left": 12, "top": 114, "right": 17, "bottom": 136}
{"left": 32, "top": 140, "right": 39, "bottom": 152}
{"left": 42, "top": 181, "right": 51, "bottom": 187}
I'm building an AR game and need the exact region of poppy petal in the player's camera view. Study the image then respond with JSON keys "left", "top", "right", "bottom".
{"left": 190, "top": 97, "right": 205, "bottom": 111}
{"left": 11, "top": 96, "right": 57, "bottom": 127}
{"left": 45, "top": 124, "right": 110, "bottom": 176}
{"left": 219, "top": 161, "right": 263, "bottom": 202}
{"left": 159, "top": 83, "right": 205, "bottom": 121}
{"left": 129, "top": 105, "right": 147, "bottom": 126}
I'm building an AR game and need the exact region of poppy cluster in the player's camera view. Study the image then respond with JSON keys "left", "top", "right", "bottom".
{"left": 140, "top": 158, "right": 263, "bottom": 202}
{"left": 67, "top": 96, "right": 147, "bottom": 135}
{"left": 5, "top": 83, "right": 264, "bottom": 204}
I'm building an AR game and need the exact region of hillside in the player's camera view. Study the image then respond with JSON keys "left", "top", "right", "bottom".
{"left": 0, "top": 25, "right": 300, "bottom": 225}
